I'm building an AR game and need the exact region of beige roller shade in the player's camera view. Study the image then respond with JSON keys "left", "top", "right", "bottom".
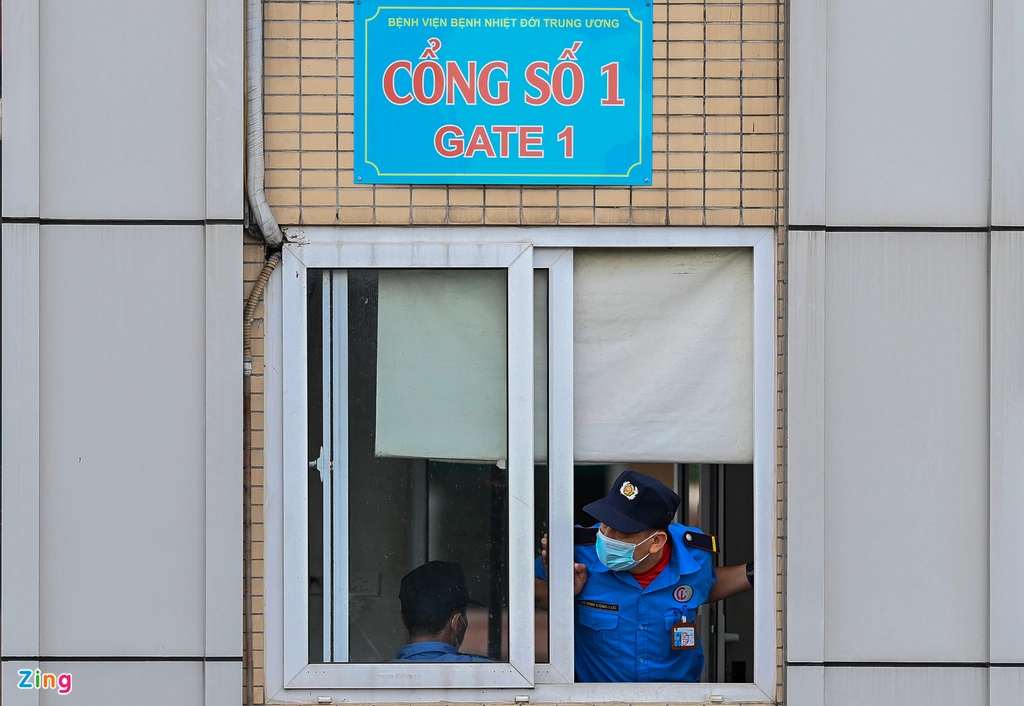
{"left": 573, "top": 248, "right": 753, "bottom": 463}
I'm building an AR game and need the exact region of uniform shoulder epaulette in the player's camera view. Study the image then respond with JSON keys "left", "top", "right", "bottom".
{"left": 682, "top": 530, "right": 718, "bottom": 554}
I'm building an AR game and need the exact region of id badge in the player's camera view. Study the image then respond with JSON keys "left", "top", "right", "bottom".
{"left": 671, "top": 620, "right": 697, "bottom": 650}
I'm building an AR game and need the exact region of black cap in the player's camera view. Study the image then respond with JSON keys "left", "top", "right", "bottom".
{"left": 399, "top": 561, "right": 483, "bottom": 619}
{"left": 583, "top": 470, "right": 680, "bottom": 534}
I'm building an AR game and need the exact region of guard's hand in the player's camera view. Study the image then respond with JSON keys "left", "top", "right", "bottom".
{"left": 573, "top": 562, "right": 589, "bottom": 596}
{"left": 540, "top": 534, "right": 589, "bottom": 596}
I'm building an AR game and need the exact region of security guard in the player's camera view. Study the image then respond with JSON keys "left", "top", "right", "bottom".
{"left": 535, "top": 470, "right": 754, "bottom": 682}
{"left": 393, "top": 560, "right": 492, "bottom": 662}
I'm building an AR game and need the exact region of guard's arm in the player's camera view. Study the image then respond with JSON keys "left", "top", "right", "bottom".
{"left": 707, "top": 563, "right": 753, "bottom": 602}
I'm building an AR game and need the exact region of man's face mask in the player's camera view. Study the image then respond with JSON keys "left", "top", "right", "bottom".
{"left": 595, "top": 530, "right": 659, "bottom": 571}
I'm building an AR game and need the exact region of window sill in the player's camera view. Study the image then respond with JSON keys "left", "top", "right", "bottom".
{"left": 267, "top": 682, "right": 775, "bottom": 705}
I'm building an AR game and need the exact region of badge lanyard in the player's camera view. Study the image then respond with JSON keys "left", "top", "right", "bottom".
{"left": 670, "top": 608, "right": 697, "bottom": 651}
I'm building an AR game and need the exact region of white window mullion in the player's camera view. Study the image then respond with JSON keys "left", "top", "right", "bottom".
{"left": 330, "top": 270, "right": 350, "bottom": 663}
{"left": 281, "top": 246, "right": 311, "bottom": 684}
{"left": 535, "top": 248, "right": 575, "bottom": 684}
{"left": 506, "top": 248, "right": 536, "bottom": 683}
{"left": 752, "top": 232, "right": 776, "bottom": 697}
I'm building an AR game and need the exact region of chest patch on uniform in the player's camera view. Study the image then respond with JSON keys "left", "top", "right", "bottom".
{"left": 674, "top": 585, "right": 694, "bottom": 602}
{"left": 578, "top": 599, "right": 619, "bottom": 612}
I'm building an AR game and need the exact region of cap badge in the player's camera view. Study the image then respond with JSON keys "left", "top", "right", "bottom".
{"left": 674, "top": 585, "right": 694, "bottom": 602}
{"left": 620, "top": 481, "right": 639, "bottom": 500}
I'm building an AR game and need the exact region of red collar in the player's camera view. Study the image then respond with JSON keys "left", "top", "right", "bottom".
{"left": 631, "top": 541, "right": 671, "bottom": 589}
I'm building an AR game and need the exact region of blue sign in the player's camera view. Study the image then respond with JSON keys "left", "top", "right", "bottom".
{"left": 354, "top": 0, "right": 652, "bottom": 185}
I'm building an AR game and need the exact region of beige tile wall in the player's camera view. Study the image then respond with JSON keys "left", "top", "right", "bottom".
{"left": 263, "top": 0, "right": 785, "bottom": 227}
{"left": 244, "top": 236, "right": 268, "bottom": 706}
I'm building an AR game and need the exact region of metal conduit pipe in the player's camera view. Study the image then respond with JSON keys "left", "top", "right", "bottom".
{"left": 246, "top": 0, "right": 283, "bottom": 247}
{"left": 243, "top": 252, "right": 281, "bottom": 705}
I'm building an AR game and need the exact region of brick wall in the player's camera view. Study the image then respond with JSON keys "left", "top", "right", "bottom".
{"left": 262, "top": 0, "right": 785, "bottom": 228}
{"left": 244, "top": 235, "right": 269, "bottom": 705}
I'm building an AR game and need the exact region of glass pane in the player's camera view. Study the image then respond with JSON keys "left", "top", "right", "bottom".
{"left": 678, "top": 463, "right": 755, "bottom": 683}
{"left": 307, "top": 268, "right": 511, "bottom": 665}
{"left": 306, "top": 273, "right": 327, "bottom": 663}
{"left": 534, "top": 269, "right": 549, "bottom": 664}
{"left": 423, "top": 461, "right": 509, "bottom": 661}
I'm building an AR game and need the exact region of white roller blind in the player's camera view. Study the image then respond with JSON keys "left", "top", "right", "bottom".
{"left": 374, "top": 269, "right": 508, "bottom": 462}
{"left": 374, "top": 269, "right": 551, "bottom": 462}
{"left": 573, "top": 248, "right": 753, "bottom": 463}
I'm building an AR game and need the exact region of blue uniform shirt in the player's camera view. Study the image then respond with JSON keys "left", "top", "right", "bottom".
{"left": 536, "top": 523, "right": 717, "bottom": 682}
{"left": 393, "top": 641, "right": 492, "bottom": 662}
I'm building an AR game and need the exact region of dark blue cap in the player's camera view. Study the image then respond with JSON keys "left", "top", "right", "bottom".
{"left": 399, "top": 561, "right": 484, "bottom": 618}
{"left": 583, "top": 470, "right": 681, "bottom": 534}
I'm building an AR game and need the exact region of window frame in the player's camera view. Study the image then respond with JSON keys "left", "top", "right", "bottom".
{"left": 264, "top": 227, "right": 776, "bottom": 704}
{"left": 276, "top": 241, "right": 537, "bottom": 689}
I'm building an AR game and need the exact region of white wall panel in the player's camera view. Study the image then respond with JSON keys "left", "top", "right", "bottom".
{"left": 825, "top": 0, "right": 990, "bottom": 226}
{"left": 991, "top": 667, "right": 1024, "bottom": 706}
{"left": 1, "top": 225, "right": 41, "bottom": 658}
{"left": 38, "top": 0, "right": 206, "bottom": 219}
{"left": 786, "top": 666, "right": 824, "bottom": 706}
{"left": 38, "top": 226, "right": 206, "bottom": 655}
{"left": 990, "top": 232, "right": 1024, "bottom": 661}
{"left": 823, "top": 233, "right": 988, "bottom": 661}
{"left": 1, "top": 0, "right": 40, "bottom": 217}
{"left": 35, "top": 661, "right": 202, "bottom": 706}
{"left": 991, "top": 0, "right": 1024, "bottom": 226}
{"left": 788, "top": 0, "right": 827, "bottom": 225}
{"left": 3, "top": 662, "right": 39, "bottom": 706}
{"left": 786, "top": 232, "right": 826, "bottom": 662}
{"left": 205, "top": 661, "right": 243, "bottom": 706}
{"left": 823, "top": 667, "right": 988, "bottom": 706}
{"left": 205, "top": 0, "right": 245, "bottom": 219}
{"left": 204, "top": 227, "right": 244, "bottom": 658}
